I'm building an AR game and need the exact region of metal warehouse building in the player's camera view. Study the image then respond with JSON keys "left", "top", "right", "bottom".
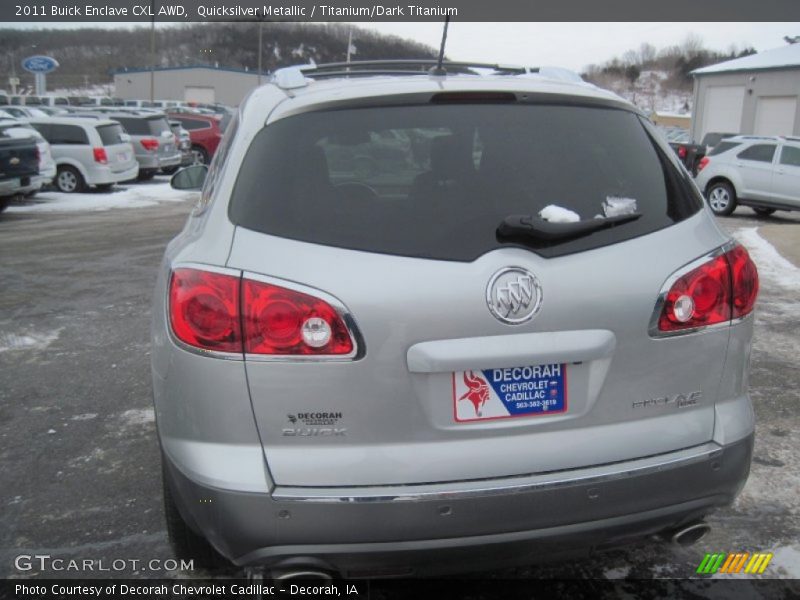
{"left": 113, "top": 65, "right": 267, "bottom": 106}
{"left": 691, "top": 44, "right": 800, "bottom": 141}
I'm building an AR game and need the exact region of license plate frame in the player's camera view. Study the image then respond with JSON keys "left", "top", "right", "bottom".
{"left": 452, "top": 363, "right": 568, "bottom": 423}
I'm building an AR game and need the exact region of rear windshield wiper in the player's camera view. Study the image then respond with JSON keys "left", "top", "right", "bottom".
{"left": 497, "top": 213, "right": 642, "bottom": 244}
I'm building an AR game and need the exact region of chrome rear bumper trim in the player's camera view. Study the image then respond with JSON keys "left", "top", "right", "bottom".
{"left": 272, "top": 442, "right": 722, "bottom": 503}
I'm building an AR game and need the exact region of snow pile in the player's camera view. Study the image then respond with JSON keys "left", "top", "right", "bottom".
{"left": 733, "top": 227, "right": 800, "bottom": 290}
{"left": 0, "top": 329, "right": 62, "bottom": 353}
{"left": 539, "top": 204, "right": 580, "bottom": 223}
{"left": 6, "top": 180, "right": 194, "bottom": 214}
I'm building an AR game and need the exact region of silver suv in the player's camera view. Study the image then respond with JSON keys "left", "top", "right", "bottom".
{"left": 153, "top": 61, "right": 759, "bottom": 578}
{"left": 694, "top": 135, "right": 800, "bottom": 216}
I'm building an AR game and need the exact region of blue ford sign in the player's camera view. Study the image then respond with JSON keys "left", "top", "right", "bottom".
{"left": 22, "top": 56, "right": 59, "bottom": 74}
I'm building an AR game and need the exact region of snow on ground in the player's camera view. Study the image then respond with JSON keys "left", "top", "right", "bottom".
{"left": 119, "top": 408, "right": 155, "bottom": 427}
{"left": 732, "top": 227, "right": 800, "bottom": 289}
{"left": 6, "top": 180, "right": 194, "bottom": 214}
{"left": 0, "top": 329, "right": 62, "bottom": 353}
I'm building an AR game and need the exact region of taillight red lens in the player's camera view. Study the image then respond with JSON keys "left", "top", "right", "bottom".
{"left": 659, "top": 255, "right": 731, "bottom": 332}
{"left": 169, "top": 269, "right": 241, "bottom": 353}
{"left": 93, "top": 147, "right": 108, "bottom": 164}
{"left": 727, "top": 245, "right": 759, "bottom": 318}
{"left": 168, "top": 268, "right": 355, "bottom": 356}
{"left": 243, "top": 279, "right": 354, "bottom": 355}
{"left": 141, "top": 138, "right": 159, "bottom": 151}
{"left": 678, "top": 145, "right": 687, "bottom": 158}
{"left": 657, "top": 245, "right": 758, "bottom": 333}
{"left": 697, "top": 156, "right": 709, "bottom": 172}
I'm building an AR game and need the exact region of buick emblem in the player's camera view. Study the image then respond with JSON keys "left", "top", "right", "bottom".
{"left": 486, "top": 267, "right": 542, "bottom": 324}
{"left": 9, "top": 157, "right": 20, "bottom": 166}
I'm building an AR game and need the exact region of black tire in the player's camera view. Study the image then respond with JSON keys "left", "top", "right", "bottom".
{"left": 706, "top": 181, "right": 737, "bottom": 216}
{"left": 161, "top": 166, "right": 179, "bottom": 175}
{"left": 162, "top": 460, "right": 229, "bottom": 571}
{"left": 753, "top": 207, "right": 776, "bottom": 217}
{"left": 95, "top": 184, "right": 114, "bottom": 192}
{"left": 55, "top": 166, "right": 85, "bottom": 193}
{"left": 0, "top": 197, "right": 10, "bottom": 213}
{"left": 191, "top": 146, "right": 209, "bottom": 166}
{"left": 137, "top": 170, "right": 156, "bottom": 181}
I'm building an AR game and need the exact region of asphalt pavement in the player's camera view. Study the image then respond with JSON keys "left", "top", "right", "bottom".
{"left": 1, "top": 189, "right": 798, "bottom": 588}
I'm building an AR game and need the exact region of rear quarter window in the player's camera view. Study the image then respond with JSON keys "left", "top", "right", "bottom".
{"left": 229, "top": 103, "right": 703, "bottom": 260}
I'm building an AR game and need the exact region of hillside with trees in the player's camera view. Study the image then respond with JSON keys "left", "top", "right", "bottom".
{"left": 0, "top": 23, "right": 437, "bottom": 93}
{"left": 583, "top": 35, "right": 757, "bottom": 114}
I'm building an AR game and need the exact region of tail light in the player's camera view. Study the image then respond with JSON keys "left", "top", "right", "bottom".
{"left": 93, "top": 147, "right": 108, "bottom": 164}
{"left": 168, "top": 268, "right": 356, "bottom": 357}
{"left": 697, "top": 156, "right": 710, "bottom": 172}
{"left": 141, "top": 138, "right": 159, "bottom": 151}
{"left": 678, "top": 145, "right": 687, "bottom": 158}
{"left": 654, "top": 244, "right": 758, "bottom": 335}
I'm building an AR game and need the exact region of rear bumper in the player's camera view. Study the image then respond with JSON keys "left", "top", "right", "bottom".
{"left": 163, "top": 433, "right": 753, "bottom": 576}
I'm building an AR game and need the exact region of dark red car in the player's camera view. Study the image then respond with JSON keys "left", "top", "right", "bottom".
{"left": 167, "top": 113, "right": 223, "bottom": 165}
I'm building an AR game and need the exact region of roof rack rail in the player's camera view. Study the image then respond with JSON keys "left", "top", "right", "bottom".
{"left": 270, "top": 60, "right": 584, "bottom": 90}
{"left": 297, "top": 60, "right": 529, "bottom": 76}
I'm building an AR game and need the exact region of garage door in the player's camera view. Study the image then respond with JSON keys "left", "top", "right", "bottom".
{"left": 702, "top": 85, "right": 745, "bottom": 138}
{"left": 754, "top": 96, "right": 798, "bottom": 136}
{"left": 184, "top": 86, "right": 215, "bottom": 103}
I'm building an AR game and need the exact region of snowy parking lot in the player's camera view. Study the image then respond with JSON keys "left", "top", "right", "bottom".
{"left": 0, "top": 188, "right": 798, "bottom": 586}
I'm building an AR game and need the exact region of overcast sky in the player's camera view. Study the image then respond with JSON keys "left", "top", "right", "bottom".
{"left": 359, "top": 22, "right": 800, "bottom": 71}
{"left": 7, "top": 21, "right": 800, "bottom": 71}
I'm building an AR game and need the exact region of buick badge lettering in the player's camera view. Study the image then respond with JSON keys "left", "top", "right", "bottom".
{"left": 487, "top": 267, "right": 543, "bottom": 324}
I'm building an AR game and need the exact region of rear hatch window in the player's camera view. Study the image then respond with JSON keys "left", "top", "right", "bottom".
{"left": 230, "top": 104, "right": 702, "bottom": 260}
{"left": 96, "top": 123, "right": 125, "bottom": 146}
{"left": 114, "top": 116, "right": 170, "bottom": 136}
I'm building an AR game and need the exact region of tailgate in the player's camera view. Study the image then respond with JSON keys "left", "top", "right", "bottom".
{"left": 228, "top": 216, "right": 729, "bottom": 487}
{"left": 0, "top": 139, "right": 38, "bottom": 179}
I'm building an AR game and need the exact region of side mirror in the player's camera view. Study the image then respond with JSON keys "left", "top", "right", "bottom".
{"left": 171, "top": 165, "right": 207, "bottom": 191}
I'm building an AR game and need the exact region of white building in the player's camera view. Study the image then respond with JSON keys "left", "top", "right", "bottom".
{"left": 113, "top": 65, "right": 267, "bottom": 106}
{"left": 691, "top": 44, "right": 800, "bottom": 141}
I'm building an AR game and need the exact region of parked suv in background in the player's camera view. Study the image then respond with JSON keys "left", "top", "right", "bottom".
{"left": 154, "top": 61, "right": 759, "bottom": 578}
{"left": 694, "top": 135, "right": 800, "bottom": 216}
{"left": 167, "top": 112, "right": 223, "bottom": 165}
{"left": 28, "top": 117, "right": 139, "bottom": 193}
{"left": 101, "top": 112, "right": 181, "bottom": 180}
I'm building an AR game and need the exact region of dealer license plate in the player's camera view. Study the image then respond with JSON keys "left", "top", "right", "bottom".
{"left": 453, "top": 363, "right": 567, "bottom": 422}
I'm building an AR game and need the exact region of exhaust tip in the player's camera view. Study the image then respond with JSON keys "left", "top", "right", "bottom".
{"left": 671, "top": 521, "right": 711, "bottom": 547}
{"left": 274, "top": 570, "right": 334, "bottom": 582}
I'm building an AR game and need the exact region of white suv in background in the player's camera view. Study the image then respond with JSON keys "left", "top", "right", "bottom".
{"left": 694, "top": 135, "right": 800, "bottom": 216}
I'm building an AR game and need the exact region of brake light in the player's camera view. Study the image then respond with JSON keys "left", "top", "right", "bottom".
{"left": 243, "top": 279, "right": 354, "bottom": 355}
{"left": 93, "top": 147, "right": 108, "bottom": 164}
{"left": 656, "top": 245, "right": 758, "bottom": 334}
{"left": 727, "top": 245, "right": 759, "bottom": 318}
{"left": 678, "top": 145, "right": 687, "bottom": 158}
{"left": 697, "top": 156, "right": 710, "bottom": 172}
{"left": 168, "top": 268, "right": 355, "bottom": 356}
{"left": 141, "top": 138, "right": 159, "bottom": 151}
{"left": 169, "top": 269, "right": 241, "bottom": 352}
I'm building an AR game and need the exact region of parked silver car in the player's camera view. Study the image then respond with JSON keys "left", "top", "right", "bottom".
{"left": 27, "top": 117, "right": 139, "bottom": 192}
{"left": 103, "top": 112, "right": 182, "bottom": 180}
{"left": 694, "top": 135, "right": 800, "bottom": 216}
{"left": 153, "top": 61, "right": 759, "bottom": 578}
